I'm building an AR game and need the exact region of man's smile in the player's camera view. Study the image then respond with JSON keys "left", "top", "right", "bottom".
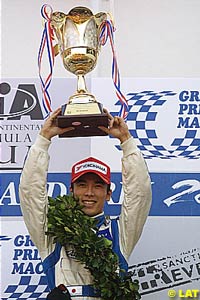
{"left": 82, "top": 200, "right": 97, "bottom": 207}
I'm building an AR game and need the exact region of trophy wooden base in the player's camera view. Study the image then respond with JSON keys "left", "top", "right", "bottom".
{"left": 57, "top": 114, "right": 108, "bottom": 137}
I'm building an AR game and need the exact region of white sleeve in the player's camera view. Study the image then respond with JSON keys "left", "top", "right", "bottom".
{"left": 19, "top": 134, "right": 51, "bottom": 254}
{"left": 118, "top": 137, "right": 152, "bottom": 259}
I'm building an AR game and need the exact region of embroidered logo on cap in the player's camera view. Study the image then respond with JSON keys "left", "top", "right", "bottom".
{"left": 71, "top": 157, "right": 111, "bottom": 184}
{"left": 75, "top": 161, "right": 107, "bottom": 175}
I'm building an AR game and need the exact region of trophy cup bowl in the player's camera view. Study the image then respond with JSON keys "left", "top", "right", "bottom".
{"left": 51, "top": 7, "right": 108, "bottom": 137}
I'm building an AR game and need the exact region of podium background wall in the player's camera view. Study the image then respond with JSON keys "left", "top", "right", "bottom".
{"left": 1, "top": 1, "right": 200, "bottom": 299}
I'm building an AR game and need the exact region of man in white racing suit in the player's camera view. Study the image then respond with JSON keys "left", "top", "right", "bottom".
{"left": 19, "top": 108, "right": 152, "bottom": 300}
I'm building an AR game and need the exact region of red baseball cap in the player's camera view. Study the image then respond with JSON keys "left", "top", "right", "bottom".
{"left": 71, "top": 157, "right": 111, "bottom": 184}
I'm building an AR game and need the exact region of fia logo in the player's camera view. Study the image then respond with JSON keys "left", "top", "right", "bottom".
{"left": 0, "top": 82, "right": 44, "bottom": 120}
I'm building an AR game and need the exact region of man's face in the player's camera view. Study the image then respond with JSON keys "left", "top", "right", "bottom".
{"left": 71, "top": 172, "right": 112, "bottom": 216}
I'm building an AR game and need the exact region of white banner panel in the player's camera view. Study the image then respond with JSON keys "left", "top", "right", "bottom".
{"left": 91, "top": 78, "right": 200, "bottom": 172}
{"left": 129, "top": 217, "right": 200, "bottom": 300}
{"left": 1, "top": 218, "right": 48, "bottom": 300}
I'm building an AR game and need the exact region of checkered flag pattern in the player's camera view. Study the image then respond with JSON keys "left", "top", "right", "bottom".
{"left": 171, "top": 129, "right": 200, "bottom": 159}
{"left": 112, "top": 91, "right": 200, "bottom": 159}
{"left": 2, "top": 275, "right": 49, "bottom": 300}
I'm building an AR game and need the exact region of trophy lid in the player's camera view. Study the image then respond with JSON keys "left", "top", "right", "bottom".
{"left": 68, "top": 7, "right": 93, "bottom": 24}
{"left": 67, "top": 6, "right": 107, "bottom": 25}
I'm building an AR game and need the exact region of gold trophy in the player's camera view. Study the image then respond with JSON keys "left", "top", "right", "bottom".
{"left": 51, "top": 6, "right": 108, "bottom": 137}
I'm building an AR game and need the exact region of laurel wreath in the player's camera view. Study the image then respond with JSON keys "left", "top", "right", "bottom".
{"left": 46, "top": 194, "right": 141, "bottom": 300}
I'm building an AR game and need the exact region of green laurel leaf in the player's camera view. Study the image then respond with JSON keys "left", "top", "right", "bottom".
{"left": 46, "top": 194, "right": 141, "bottom": 300}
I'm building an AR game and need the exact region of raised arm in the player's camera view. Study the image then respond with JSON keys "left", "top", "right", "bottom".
{"left": 119, "top": 137, "right": 152, "bottom": 258}
{"left": 19, "top": 108, "right": 74, "bottom": 253}
{"left": 99, "top": 112, "right": 152, "bottom": 259}
{"left": 19, "top": 134, "right": 51, "bottom": 252}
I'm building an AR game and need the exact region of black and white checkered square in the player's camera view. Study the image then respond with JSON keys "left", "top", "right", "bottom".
{"left": 2, "top": 275, "right": 49, "bottom": 300}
